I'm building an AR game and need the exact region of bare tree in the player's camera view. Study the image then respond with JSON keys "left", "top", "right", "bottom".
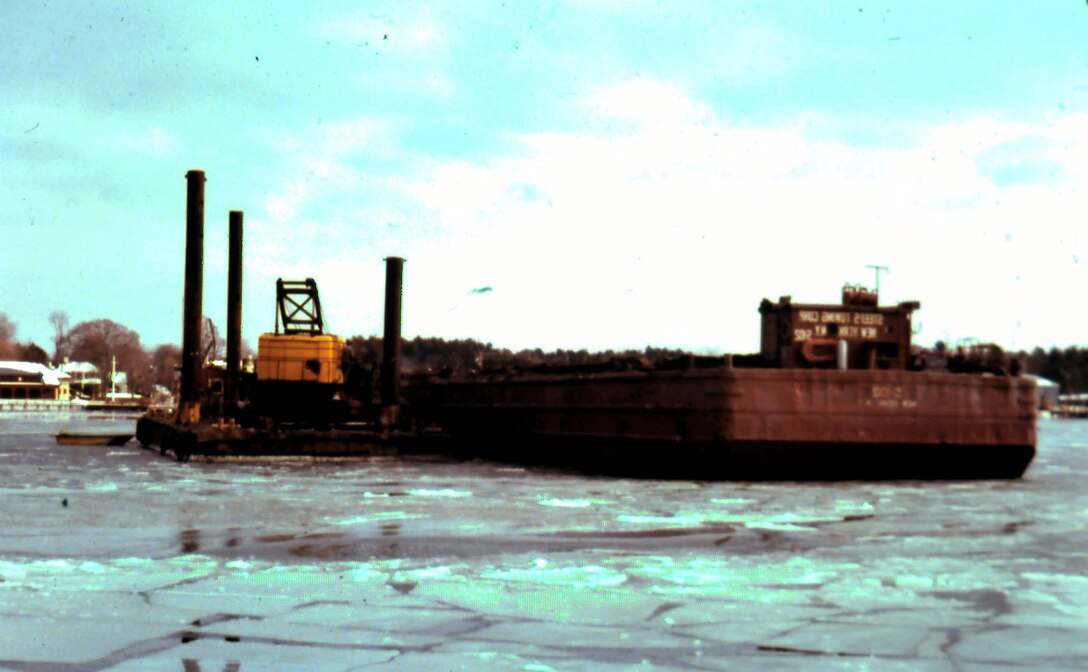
{"left": 48, "top": 310, "right": 70, "bottom": 363}
{"left": 0, "top": 313, "right": 16, "bottom": 359}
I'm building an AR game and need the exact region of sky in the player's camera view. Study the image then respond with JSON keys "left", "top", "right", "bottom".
{"left": 3, "top": 1, "right": 1087, "bottom": 357}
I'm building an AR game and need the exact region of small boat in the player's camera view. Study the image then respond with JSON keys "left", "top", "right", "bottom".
{"left": 81, "top": 402, "right": 150, "bottom": 412}
{"left": 55, "top": 432, "right": 134, "bottom": 446}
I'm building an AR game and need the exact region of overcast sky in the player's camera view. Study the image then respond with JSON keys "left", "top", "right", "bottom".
{"left": 3, "top": 1, "right": 1087, "bottom": 356}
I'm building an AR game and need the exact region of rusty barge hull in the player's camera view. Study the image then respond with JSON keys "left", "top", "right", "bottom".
{"left": 405, "top": 368, "right": 1037, "bottom": 480}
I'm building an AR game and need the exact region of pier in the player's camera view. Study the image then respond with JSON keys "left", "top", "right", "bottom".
{"left": 0, "top": 399, "right": 77, "bottom": 412}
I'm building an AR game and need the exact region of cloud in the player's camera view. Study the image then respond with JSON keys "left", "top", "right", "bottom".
{"left": 975, "top": 134, "right": 1074, "bottom": 187}
{"left": 233, "top": 77, "right": 1088, "bottom": 350}
{"left": 386, "top": 96, "right": 1088, "bottom": 349}
{"left": 143, "top": 126, "right": 180, "bottom": 157}
{"left": 258, "top": 118, "right": 391, "bottom": 226}
{"left": 589, "top": 79, "right": 713, "bottom": 128}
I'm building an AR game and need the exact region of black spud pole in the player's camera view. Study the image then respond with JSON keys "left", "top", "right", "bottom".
{"left": 380, "top": 256, "right": 404, "bottom": 429}
{"left": 178, "top": 169, "right": 205, "bottom": 424}
{"left": 225, "top": 209, "right": 244, "bottom": 414}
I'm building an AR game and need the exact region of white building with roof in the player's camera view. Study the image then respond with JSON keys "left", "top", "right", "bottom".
{"left": 58, "top": 360, "right": 102, "bottom": 399}
{"left": 1025, "top": 374, "right": 1060, "bottom": 410}
{"left": 0, "top": 361, "right": 71, "bottom": 401}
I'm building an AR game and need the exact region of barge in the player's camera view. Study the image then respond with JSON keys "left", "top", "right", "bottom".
{"left": 405, "top": 287, "right": 1036, "bottom": 480}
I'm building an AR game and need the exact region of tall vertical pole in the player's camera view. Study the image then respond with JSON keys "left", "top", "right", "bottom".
{"left": 226, "top": 210, "right": 244, "bottom": 415}
{"left": 179, "top": 170, "right": 205, "bottom": 425}
{"left": 381, "top": 257, "right": 405, "bottom": 430}
{"left": 868, "top": 264, "right": 889, "bottom": 298}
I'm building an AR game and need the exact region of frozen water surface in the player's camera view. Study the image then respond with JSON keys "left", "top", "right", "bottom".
{"left": 0, "top": 412, "right": 1085, "bottom": 670}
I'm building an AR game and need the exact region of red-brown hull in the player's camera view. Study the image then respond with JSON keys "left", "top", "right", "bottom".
{"left": 405, "top": 369, "right": 1037, "bottom": 480}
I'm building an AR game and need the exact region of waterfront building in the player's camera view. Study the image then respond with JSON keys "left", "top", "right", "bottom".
{"left": 0, "top": 361, "right": 71, "bottom": 401}
{"left": 58, "top": 360, "right": 101, "bottom": 399}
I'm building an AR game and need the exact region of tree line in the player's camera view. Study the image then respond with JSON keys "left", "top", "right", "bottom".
{"left": 1, "top": 311, "right": 180, "bottom": 394}
{"left": 1021, "top": 346, "right": 1088, "bottom": 394}
{"left": 344, "top": 335, "right": 689, "bottom": 374}
{"left": 5, "top": 310, "right": 1088, "bottom": 395}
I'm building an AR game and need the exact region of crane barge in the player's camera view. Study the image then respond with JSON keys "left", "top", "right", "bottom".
{"left": 137, "top": 170, "right": 1036, "bottom": 479}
